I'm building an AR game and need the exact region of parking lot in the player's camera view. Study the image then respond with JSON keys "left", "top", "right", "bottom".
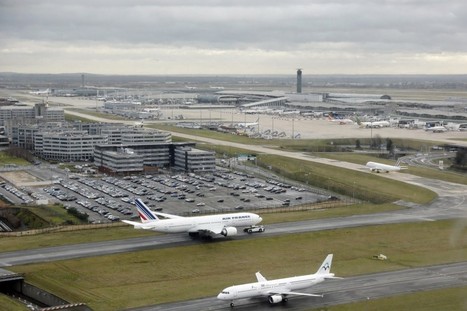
{"left": 1, "top": 165, "right": 331, "bottom": 224}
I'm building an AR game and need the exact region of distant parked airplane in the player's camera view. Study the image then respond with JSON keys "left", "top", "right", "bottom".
{"left": 29, "top": 88, "right": 51, "bottom": 95}
{"left": 327, "top": 115, "right": 354, "bottom": 125}
{"left": 366, "top": 161, "right": 407, "bottom": 173}
{"left": 356, "top": 117, "right": 390, "bottom": 128}
{"left": 122, "top": 199, "right": 263, "bottom": 238}
{"left": 217, "top": 254, "right": 340, "bottom": 307}
{"left": 134, "top": 119, "right": 144, "bottom": 128}
{"left": 236, "top": 117, "right": 259, "bottom": 128}
{"left": 425, "top": 125, "right": 448, "bottom": 133}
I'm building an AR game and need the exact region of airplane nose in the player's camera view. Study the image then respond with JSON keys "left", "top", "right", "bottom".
{"left": 258, "top": 216, "right": 263, "bottom": 222}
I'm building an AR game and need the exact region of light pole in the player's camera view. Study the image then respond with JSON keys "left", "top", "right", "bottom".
{"left": 292, "top": 118, "right": 295, "bottom": 139}
{"left": 353, "top": 181, "right": 355, "bottom": 201}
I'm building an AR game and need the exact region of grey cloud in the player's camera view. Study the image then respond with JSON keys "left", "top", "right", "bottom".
{"left": 1, "top": 1, "right": 466, "bottom": 52}
{"left": 1, "top": 0, "right": 466, "bottom": 74}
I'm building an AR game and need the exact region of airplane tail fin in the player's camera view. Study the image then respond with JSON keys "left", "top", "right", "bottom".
{"left": 134, "top": 198, "right": 159, "bottom": 223}
{"left": 395, "top": 159, "right": 408, "bottom": 169}
{"left": 316, "top": 254, "right": 333, "bottom": 274}
{"left": 355, "top": 116, "right": 362, "bottom": 126}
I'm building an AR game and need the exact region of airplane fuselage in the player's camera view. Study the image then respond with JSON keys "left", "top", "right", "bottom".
{"left": 146, "top": 212, "right": 261, "bottom": 233}
{"left": 366, "top": 161, "right": 401, "bottom": 173}
{"left": 425, "top": 126, "right": 447, "bottom": 133}
{"left": 219, "top": 273, "right": 332, "bottom": 300}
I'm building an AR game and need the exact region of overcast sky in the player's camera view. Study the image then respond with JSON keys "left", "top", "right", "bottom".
{"left": 1, "top": 0, "right": 466, "bottom": 75}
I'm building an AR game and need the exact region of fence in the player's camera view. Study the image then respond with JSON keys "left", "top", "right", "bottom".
{"left": 0, "top": 221, "right": 126, "bottom": 237}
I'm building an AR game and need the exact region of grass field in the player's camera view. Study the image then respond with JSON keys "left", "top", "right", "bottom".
{"left": 0, "top": 152, "right": 30, "bottom": 166}
{"left": 10, "top": 219, "right": 467, "bottom": 310}
{"left": 64, "top": 108, "right": 127, "bottom": 121}
{"left": 0, "top": 295, "right": 28, "bottom": 311}
{"left": 24, "top": 205, "right": 88, "bottom": 226}
{"left": 316, "top": 286, "right": 467, "bottom": 311}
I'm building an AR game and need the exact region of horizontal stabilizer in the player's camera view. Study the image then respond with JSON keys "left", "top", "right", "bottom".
{"left": 270, "top": 290, "right": 323, "bottom": 298}
{"left": 153, "top": 211, "right": 184, "bottom": 219}
{"left": 122, "top": 220, "right": 155, "bottom": 230}
{"left": 324, "top": 275, "right": 343, "bottom": 279}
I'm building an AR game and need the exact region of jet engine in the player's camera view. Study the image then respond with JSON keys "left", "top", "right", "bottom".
{"left": 268, "top": 295, "right": 284, "bottom": 304}
{"left": 221, "top": 227, "right": 237, "bottom": 236}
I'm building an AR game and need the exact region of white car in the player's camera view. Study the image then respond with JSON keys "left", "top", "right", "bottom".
{"left": 244, "top": 225, "right": 265, "bottom": 234}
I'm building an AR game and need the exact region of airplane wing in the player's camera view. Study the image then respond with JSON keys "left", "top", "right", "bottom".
{"left": 269, "top": 290, "right": 323, "bottom": 297}
{"left": 122, "top": 220, "right": 157, "bottom": 230}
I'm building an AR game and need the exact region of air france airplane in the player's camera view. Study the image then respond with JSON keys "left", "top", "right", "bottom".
{"left": 217, "top": 254, "right": 340, "bottom": 307}
{"left": 122, "top": 199, "right": 262, "bottom": 238}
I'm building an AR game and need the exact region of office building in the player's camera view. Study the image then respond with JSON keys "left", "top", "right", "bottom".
{"left": 174, "top": 146, "right": 216, "bottom": 172}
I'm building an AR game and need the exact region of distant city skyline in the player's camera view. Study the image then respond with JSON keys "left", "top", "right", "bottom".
{"left": 1, "top": 1, "right": 466, "bottom": 75}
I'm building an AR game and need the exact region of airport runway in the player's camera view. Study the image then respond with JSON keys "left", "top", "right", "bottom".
{"left": 127, "top": 262, "right": 467, "bottom": 311}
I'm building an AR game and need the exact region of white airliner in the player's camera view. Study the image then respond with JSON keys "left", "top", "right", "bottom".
{"left": 29, "top": 88, "right": 51, "bottom": 95}
{"left": 236, "top": 117, "right": 259, "bottom": 128}
{"left": 134, "top": 119, "right": 144, "bottom": 128}
{"left": 425, "top": 125, "right": 448, "bottom": 133}
{"left": 366, "top": 161, "right": 407, "bottom": 173}
{"left": 356, "top": 118, "right": 390, "bottom": 128}
{"left": 327, "top": 115, "right": 354, "bottom": 125}
{"left": 218, "top": 254, "right": 340, "bottom": 307}
{"left": 122, "top": 199, "right": 262, "bottom": 238}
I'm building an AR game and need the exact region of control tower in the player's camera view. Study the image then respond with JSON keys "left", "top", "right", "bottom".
{"left": 296, "top": 69, "right": 302, "bottom": 93}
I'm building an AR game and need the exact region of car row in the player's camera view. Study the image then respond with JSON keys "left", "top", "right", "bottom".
{"left": 2, "top": 183, "right": 33, "bottom": 204}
